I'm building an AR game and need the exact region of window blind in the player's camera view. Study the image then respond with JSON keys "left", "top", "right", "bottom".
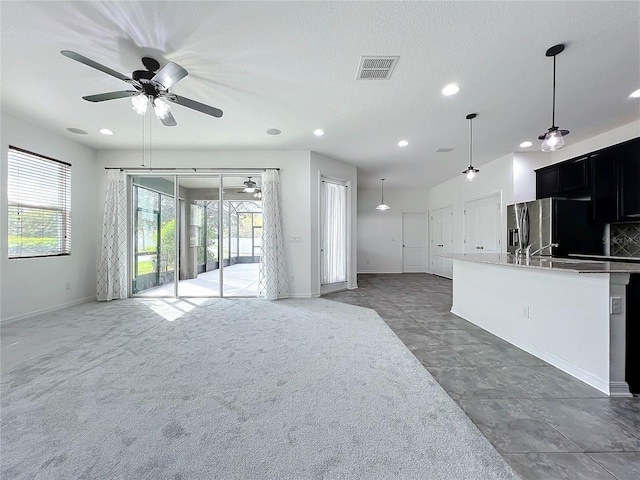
{"left": 7, "top": 146, "right": 71, "bottom": 258}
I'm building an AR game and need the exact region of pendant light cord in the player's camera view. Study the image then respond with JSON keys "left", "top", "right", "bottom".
{"left": 141, "top": 103, "right": 146, "bottom": 167}
{"left": 468, "top": 116, "right": 473, "bottom": 167}
{"left": 381, "top": 179, "right": 385, "bottom": 204}
{"left": 551, "top": 54, "right": 556, "bottom": 128}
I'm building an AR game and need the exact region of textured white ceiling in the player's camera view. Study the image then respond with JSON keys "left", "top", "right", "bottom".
{"left": 1, "top": 1, "right": 639, "bottom": 189}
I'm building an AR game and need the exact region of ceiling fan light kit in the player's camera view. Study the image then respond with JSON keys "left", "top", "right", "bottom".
{"left": 462, "top": 113, "right": 479, "bottom": 182}
{"left": 242, "top": 177, "right": 259, "bottom": 194}
{"left": 131, "top": 94, "right": 149, "bottom": 115}
{"left": 539, "top": 43, "right": 569, "bottom": 152}
{"left": 60, "top": 50, "right": 223, "bottom": 126}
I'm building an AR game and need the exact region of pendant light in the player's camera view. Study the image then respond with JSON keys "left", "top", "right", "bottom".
{"left": 376, "top": 178, "right": 390, "bottom": 210}
{"left": 462, "top": 113, "right": 479, "bottom": 181}
{"left": 539, "top": 44, "right": 569, "bottom": 152}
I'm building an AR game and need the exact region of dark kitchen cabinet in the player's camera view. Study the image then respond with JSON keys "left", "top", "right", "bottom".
{"left": 536, "top": 166, "right": 560, "bottom": 198}
{"left": 619, "top": 141, "right": 640, "bottom": 219}
{"left": 591, "top": 150, "right": 618, "bottom": 222}
{"left": 591, "top": 137, "right": 640, "bottom": 222}
{"left": 536, "top": 156, "right": 589, "bottom": 199}
{"left": 561, "top": 156, "right": 589, "bottom": 194}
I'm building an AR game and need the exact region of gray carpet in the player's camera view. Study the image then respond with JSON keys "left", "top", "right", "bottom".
{"left": 1, "top": 298, "right": 519, "bottom": 479}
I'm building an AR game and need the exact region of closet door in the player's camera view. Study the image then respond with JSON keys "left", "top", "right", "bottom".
{"left": 464, "top": 193, "right": 501, "bottom": 253}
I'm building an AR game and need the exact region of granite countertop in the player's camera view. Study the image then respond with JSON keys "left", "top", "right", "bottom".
{"left": 446, "top": 253, "right": 640, "bottom": 273}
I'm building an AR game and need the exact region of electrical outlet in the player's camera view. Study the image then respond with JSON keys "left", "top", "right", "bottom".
{"left": 290, "top": 275, "right": 295, "bottom": 283}
{"left": 610, "top": 297, "right": 623, "bottom": 314}
{"left": 290, "top": 236, "right": 303, "bottom": 244}
{"left": 523, "top": 306, "right": 530, "bottom": 318}
{"left": 65, "top": 282, "right": 70, "bottom": 291}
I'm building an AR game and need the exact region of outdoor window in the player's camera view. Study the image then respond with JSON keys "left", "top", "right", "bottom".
{"left": 7, "top": 146, "right": 71, "bottom": 258}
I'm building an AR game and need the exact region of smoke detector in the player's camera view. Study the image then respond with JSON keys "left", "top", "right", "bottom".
{"left": 356, "top": 56, "right": 399, "bottom": 80}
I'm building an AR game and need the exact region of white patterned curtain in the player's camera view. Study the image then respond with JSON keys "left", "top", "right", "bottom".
{"left": 321, "top": 181, "right": 347, "bottom": 285}
{"left": 97, "top": 170, "right": 128, "bottom": 301}
{"left": 258, "top": 169, "right": 289, "bottom": 300}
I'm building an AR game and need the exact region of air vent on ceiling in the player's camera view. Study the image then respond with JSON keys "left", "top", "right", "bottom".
{"left": 356, "top": 56, "right": 399, "bottom": 80}
{"left": 435, "top": 147, "right": 455, "bottom": 153}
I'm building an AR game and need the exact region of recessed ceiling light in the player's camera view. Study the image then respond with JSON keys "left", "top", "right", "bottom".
{"left": 398, "top": 140, "right": 408, "bottom": 147}
{"left": 66, "top": 127, "right": 88, "bottom": 135}
{"left": 442, "top": 83, "right": 460, "bottom": 96}
{"left": 314, "top": 129, "right": 324, "bottom": 136}
{"left": 99, "top": 128, "right": 113, "bottom": 135}
{"left": 266, "top": 128, "right": 281, "bottom": 135}
{"left": 630, "top": 88, "right": 640, "bottom": 98}
{"left": 519, "top": 141, "right": 533, "bottom": 148}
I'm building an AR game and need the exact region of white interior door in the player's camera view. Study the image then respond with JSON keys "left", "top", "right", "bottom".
{"left": 429, "top": 209, "right": 443, "bottom": 273}
{"left": 402, "top": 213, "right": 426, "bottom": 272}
{"left": 429, "top": 206, "right": 453, "bottom": 279}
{"left": 441, "top": 206, "right": 454, "bottom": 277}
{"left": 464, "top": 193, "right": 501, "bottom": 253}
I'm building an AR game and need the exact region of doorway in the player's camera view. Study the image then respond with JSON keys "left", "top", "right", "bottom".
{"left": 402, "top": 213, "right": 426, "bottom": 273}
{"left": 131, "top": 174, "right": 262, "bottom": 298}
{"left": 320, "top": 177, "right": 349, "bottom": 294}
{"left": 464, "top": 192, "right": 502, "bottom": 253}
{"left": 429, "top": 206, "right": 454, "bottom": 278}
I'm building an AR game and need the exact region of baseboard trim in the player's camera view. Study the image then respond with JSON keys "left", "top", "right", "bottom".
{"left": 1, "top": 296, "right": 96, "bottom": 325}
{"left": 451, "top": 306, "right": 611, "bottom": 396}
{"left": 288, "top": 293, "right": 319, "bottom": 299}
{"left": 609, "top": 381, "right": 632, "bottom": 397}
{"left": 357, "top": 270, "right": 402, "bottom": 274}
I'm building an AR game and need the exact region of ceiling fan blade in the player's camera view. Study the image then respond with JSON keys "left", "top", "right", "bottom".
{"left": 152, "top": 62, "right": 188, "bottom": 89}
{"left": 166, "top": 94, "right": 223, "bottom": 118}
{"left": 61, "top": 50, "right": 133, "bottom": 83}
{"left": 160, "top": 111, "right": 177, "bottom": 127}
{"left": 82, "top": 90, "right": 139, "bottom": 102}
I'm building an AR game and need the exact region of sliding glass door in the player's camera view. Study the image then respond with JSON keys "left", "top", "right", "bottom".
{"left": 131, "top": 174, "right": 262, "bottom": 298}
{"left": 132, "top": 177, "right": 176, "bottom": 295}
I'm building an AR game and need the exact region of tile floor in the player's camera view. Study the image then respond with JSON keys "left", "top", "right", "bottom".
{"left": 326, "top": 273, "right": 640, "bottom": 480}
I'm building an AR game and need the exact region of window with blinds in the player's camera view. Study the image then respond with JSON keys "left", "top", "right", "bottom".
{"left": 7, "top": 146, "right": 71, "bottom": 258}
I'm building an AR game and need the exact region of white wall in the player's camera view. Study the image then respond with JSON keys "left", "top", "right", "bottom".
{"left": 513, "top": 152, "right": 548, "bottom": 203}
{"left": 357, "top": 188, "right": 428, "bottom": 273}
{"left": 427, "top": 153, "right": 514, "bottom": 255}
{"left": 98, "top": 150, "right": 344, "bottom": 297}
{"left": 310, "top": 152, "right": 358, "bottom": 293}
{"left": 1, "top": 113, "right": 99, "bottom": 322}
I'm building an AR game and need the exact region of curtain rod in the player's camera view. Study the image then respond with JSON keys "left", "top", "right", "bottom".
{"left": 104, "top": 167, "right": 279, "bottom": 172}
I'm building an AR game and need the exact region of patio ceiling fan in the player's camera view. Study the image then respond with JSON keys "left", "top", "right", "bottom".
{"left": 237, "top": 177, "right": 262, "bottom": 198}
{"left": 60, "top": 50, "right": 223, "bottom": 127}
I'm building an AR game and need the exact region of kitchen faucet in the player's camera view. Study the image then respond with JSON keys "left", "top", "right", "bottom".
{"left": 526, "top": 243, "right": 559, "bottom": 261}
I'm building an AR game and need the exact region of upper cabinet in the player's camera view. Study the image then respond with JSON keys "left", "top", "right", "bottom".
{"left": 536, "top": 137, "right": 639, "bottom": 223}
{"left": 618, "top": 139, "right": 640, "bottom": 219}
{"left": 536, "top": 155, "right": 590, "bottom": 199}
{"left": 591, "top": 137, "right": 640, "bottom": 222}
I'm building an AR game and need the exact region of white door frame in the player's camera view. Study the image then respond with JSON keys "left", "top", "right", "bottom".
{"left": 319, "top": 174, "right": 351, "bottom": 295}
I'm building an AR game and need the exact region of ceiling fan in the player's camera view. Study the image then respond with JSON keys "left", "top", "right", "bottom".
{"left": 236, "top": 177, "right": 262, "bottom": 198}
{"left": 60, "top": 50, "right": 223, "bottom": 127}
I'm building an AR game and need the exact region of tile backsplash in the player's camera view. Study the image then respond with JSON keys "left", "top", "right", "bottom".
{"left": 610, "top": 222, "right": 640, "bottom": 258}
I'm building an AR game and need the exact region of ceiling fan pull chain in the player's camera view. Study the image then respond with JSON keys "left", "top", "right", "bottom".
{"left": 141, "top": 106, "right": 146, "bottom": 167}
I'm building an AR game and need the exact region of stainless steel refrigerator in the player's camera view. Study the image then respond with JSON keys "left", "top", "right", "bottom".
{"left": 507, "top": 198, "right": 605, "bottom": 257}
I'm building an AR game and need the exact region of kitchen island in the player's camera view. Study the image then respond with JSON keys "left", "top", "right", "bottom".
{"left": 447, "top": 253, "right": 640, "bottom": 396}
